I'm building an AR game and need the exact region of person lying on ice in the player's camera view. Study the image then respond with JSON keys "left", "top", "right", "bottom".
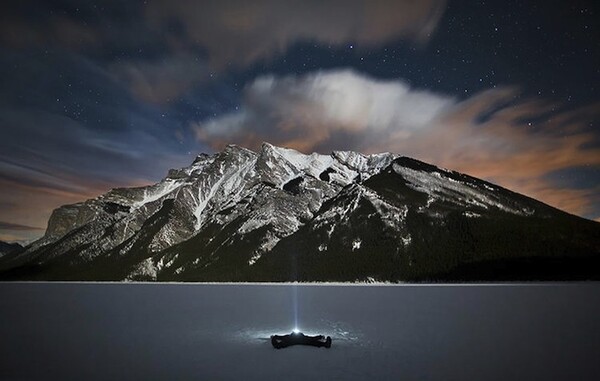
{"left": 271, "top": 331, "right": 332, "bottom": 349}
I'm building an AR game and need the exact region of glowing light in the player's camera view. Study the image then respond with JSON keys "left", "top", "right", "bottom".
{"left": 293, "top": 328, "right": 300, "bottom": 333}
{"left": 292, "top": 283, "right": 299, "bottom": 333}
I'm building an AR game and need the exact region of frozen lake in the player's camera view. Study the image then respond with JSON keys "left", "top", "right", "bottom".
{"left": 1, "top": 283, "right": 599, "bottom": 380}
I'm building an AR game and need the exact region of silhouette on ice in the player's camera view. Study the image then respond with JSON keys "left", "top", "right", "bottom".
{"left": 271, "top": 331, "right": 332, "bottom": 349}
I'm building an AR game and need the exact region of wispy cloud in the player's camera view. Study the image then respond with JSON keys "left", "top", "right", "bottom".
{"left": 193, "top": 69, "right": 600, "bottom": 219}
{"left": 140, "top": 0, "right": 446, "bottom": 101}
{"left": 2, "top": 1, "right": 447, "bottom": 103}
{"left": 146, "top": 0, "right": 446, "bottom": 67}
{"left": 109, "top": 54, "right": 210, "bottom": 103}
{"left": 0, "top": 222, "right": 43, "bottom": 231}
{"left": 0, "top": 50, "right": 196, "bottom": 242}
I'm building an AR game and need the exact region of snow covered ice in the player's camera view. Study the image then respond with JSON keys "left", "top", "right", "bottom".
{"left": 1, "top": 283, "right": 599, "bottom": 381}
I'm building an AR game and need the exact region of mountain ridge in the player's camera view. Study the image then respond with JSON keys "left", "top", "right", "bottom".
{"left": 1, "top": 143, "right": 598, "bottom": 281}
{"left": 0, "top": 241, "right": 23, "bottom": 257}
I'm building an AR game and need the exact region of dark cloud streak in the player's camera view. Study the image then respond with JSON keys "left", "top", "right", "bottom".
{"left": 2, "top": 0, "right": 448, "bottom": 104}
{"left": 0, "top": 222, "right": 44, "bottom": 231}
{"left": 146, "top": 0, "right": 446, "bottom": 66}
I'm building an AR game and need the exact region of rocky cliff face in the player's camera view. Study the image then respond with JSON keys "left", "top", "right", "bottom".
{"left": 1, "top": 143, "right": 599, "bottom": 281}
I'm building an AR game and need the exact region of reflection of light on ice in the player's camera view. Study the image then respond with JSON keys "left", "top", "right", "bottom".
{"left": 326, "top": 323, "right": 361, "bottom": 343}
{"left": 230, "top": 321, "right": 364, "bottom": 346}
{"left": 292, "top": 284, "right": 299, "bottom": 332}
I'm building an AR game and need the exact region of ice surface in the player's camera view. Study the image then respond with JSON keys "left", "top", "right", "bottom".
{"left": 1, "top": 283, "right": 599, "bottom": 381}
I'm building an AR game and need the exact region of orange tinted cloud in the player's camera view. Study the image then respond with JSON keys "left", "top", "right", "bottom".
{"left": 419, "top": 92, "right": 600, "bottom": 217}
{"left": 0, "top": 174, "right": 152, "bottom": 243}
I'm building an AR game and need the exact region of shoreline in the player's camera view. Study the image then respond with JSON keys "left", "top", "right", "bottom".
{"left": 1, "top": 280, "right": 597, "bottom": 286}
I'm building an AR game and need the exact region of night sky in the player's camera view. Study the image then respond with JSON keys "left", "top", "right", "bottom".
{"left": 0, "top": 0, "right": 598, "bottom": 243}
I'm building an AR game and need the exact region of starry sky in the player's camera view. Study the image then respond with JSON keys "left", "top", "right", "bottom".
{"left": 0, "top": 0, "right": 598, "bottom": 243}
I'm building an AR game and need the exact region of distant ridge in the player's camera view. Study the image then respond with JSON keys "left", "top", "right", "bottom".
{"left": 0, "top": 241, "right": 23, "bottom": 256}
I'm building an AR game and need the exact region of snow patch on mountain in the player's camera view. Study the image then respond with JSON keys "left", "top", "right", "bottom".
{"left": 392, "top": 163, "right": 525, "bottom": 215}
{"left": 333, "top": 151, "right": 396, "bottom": 179}
{"left": 364, "top": 187, "right": 409, "bottom": 231}
{"left": 248, "top": 232, "right": 280, "bottom": 265}
{"left": 127, "top": 258, "right": 158, "bottom": 280}
{"left": 265, "top": 143, "right": 334, "bottom": 179}
{"left": 192, "top": 154, "right": 257, "bottom": 230}
{"left": 156, "top": 254, "right": 178, "bottom": 271}
{"left": 132, "top": 179, "right": 184, "bottom": 209}
{"left": 352, "top": 238, "right": 362, "bottom": 251}
{"left": 312, "top": 185, "right": 364, "bottom": 235}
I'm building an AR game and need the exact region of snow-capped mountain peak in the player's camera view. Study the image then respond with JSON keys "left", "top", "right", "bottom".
{"left": 2, "top": 143, "right": 597, "bottom": 282}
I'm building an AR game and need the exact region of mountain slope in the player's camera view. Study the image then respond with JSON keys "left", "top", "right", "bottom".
{"left": 0, "top": 241, "right": 23, "bottom": 257}
{"left": 1, "top": 143, "right": 598, "bottom": 281}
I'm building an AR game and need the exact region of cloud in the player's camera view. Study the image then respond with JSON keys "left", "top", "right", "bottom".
{"left": 1, "top": 1, "right": 446, "bottom": 103}
{"left": 195, "top": 70, "right": 455, "bottom": 152}
{"left": 193, "top": 69, "right": 600, "bottom": 219}
{"left": 139, "top": 0, "right": 445, "bottom": 100}
{"left": 0, "top": 222, "right": 43, "bottom": 231}
{"left": 109, "top": 55, "right": 210, "bottom": 103}
{"left": 146, "top": 0, "right": 447, "bottom": 68}
{"left": 0, "top": 50, "right": 198, "bottom": 242}
{"left": 0, "top": 169, "right": 155, "bottom": 243}
{"left": 0, "top": 9, "right": 100, "bottom": 49}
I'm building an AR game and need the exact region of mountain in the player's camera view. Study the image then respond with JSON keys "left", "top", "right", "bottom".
{"left": 1, "top": 143, "right": 598, "bottom": 282}
{"left": 0, "top": 241, "right": 23, "bottom": 257}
